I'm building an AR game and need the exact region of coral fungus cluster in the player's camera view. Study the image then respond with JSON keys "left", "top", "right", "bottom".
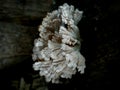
{"left": 32, "top": 3, "right": 86, "bottom": 83}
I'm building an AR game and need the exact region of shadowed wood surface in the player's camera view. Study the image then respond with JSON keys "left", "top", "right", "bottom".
{"left": 0, "top": 0, "right": 53, "bottom": 90}
{"left": 0, "top": 0, "right": 120, "bottom": 90}
{"left": 0, "top": 0, "right": 53, "bottom": 70}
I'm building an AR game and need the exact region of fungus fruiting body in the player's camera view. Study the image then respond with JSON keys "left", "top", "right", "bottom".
{"left": 32, "top": 3, "right": 86, "bottom": 83}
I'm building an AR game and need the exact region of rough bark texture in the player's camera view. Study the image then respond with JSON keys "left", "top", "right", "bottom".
{"left": 0, "top": 0, "right": 53, "bottom": 90}
{"left": 0, "top": 0, "right": 120, "bottom": 90}
{"left": 0, "top": 0, "right": 53, "bottom": 69}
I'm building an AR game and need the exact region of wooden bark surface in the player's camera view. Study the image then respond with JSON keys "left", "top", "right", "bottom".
{"left": 0, "top": 0, "right": 53, "bottom": 70}
{"left": 0, "top": 0, "right": 120, "bottom": 90}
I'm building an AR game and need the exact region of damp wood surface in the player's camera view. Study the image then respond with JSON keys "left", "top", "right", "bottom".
{"left": 0, "top": 0, "right": 120, "bottom": 90}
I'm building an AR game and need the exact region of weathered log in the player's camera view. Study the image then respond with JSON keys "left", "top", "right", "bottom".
{"left": 0, "top": 0, "right": 53, "bottom": 70}
{"left": 0, "top": 22, "right": 34, "bottom": 69}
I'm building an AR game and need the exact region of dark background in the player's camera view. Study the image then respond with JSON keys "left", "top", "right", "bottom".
{"left": 0, "top": 0, "right": 120, "bottom": 90}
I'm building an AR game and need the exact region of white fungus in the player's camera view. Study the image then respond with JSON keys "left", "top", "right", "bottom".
{"left": 32, "top": 3, "right": 86, "bottom": 83}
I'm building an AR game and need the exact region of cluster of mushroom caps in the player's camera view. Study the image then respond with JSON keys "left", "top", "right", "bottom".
{"left": 32, "top": 3, "right": 86, "bottom": 83}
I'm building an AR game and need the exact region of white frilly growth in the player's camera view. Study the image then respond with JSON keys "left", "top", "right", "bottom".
{"left": 32, "top": 3, "right": 86, "bottom": 83}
